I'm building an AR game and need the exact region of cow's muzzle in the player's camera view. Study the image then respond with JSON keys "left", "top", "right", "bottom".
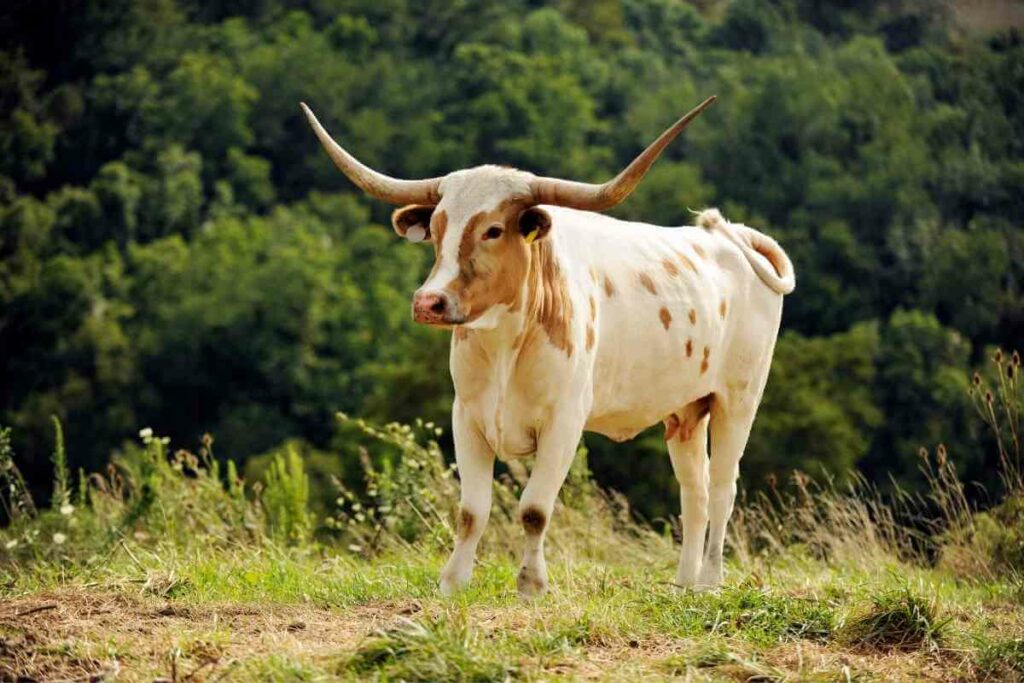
{"left": 412, "top": 289, "right": 462, "bottom": 326}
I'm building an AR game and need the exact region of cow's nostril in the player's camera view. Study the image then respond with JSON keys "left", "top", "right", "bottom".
{"left": 430, "top": 299, "right": 446, "bottom": 314}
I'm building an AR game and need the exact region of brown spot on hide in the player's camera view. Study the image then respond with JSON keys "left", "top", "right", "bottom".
{"left": 661, "top": 258, "right": 680, "bottom": 277}
{"left": 686, "top": 339, "right": 693, "bottom": 357}
{"left": 521, "top": 506, "right": 546, "bottom": 535}
{"left": 457, "top": 508, "right": 474, "bottom": 539}
{"left": 589, "top": 267, "right": 600, "bottom": 284}
{"left": 659, "top": 307, "right": 672, "bottom": 330}
{"left": 603, "top": 275, "right": 616, "bottom": 298}
{"left": 692, "top": 244, "right": 707, "bottom": 259}
{"left": 688, "top": 308, "right": 697, "bottom": 325}
{"left": 454, "top": 327, "right": 469, "bottom": 343}
{"left": 719, "top": 300, "right": 727, "bottom": 318}
{"left": 701, "top": 346, "right": 710, "bottom": 375}
{"left": 589, "top": 296, "right": 597, "bottom": 321}
{"left": 677, "top": 251, "right": 699, "bottom": 274}
{"left": 677, "top": 395, "right": 713, "bottom": 442}
{"left": 586, "top": 324, "right": 595, "bottom": 351}
{"left": 638, "top": 272, "right": 658, "bottom": 295}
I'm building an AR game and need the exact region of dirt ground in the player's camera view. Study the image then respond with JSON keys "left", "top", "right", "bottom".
{"left": 0, "top": 589, "right": 420, "bottom": 681}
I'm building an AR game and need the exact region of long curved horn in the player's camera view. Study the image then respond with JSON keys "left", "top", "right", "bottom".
{"left": 530, "top": 96, "right": 716, "bottom": 211}
{"left": 301, "top": 103, "right": 442, "bottom": 205}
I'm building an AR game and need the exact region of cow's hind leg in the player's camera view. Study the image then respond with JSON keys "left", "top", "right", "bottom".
{"left": 698, "top": 401, "right": 759, "bottom": 589}
{"left": 665, "top": 399, "right": 711, "bottom": 588}
{"left": 439, "top": 402, "right": 495, "bottom": 596}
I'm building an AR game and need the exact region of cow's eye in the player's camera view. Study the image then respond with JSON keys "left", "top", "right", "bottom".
{"left": 483, "top": 225, "right": 504, "bottom": 241}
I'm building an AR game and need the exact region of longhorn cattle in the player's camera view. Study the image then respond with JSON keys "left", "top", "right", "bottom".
{"left": 302, "top": 97, "right": 795, "bottom": 597}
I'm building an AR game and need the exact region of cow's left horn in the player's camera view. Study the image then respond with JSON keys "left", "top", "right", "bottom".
{"left": 301, "top": 103, "right": 442, "bottom": 205}
{"left": 530, "top": 96, "right": 716, "bottom": 211}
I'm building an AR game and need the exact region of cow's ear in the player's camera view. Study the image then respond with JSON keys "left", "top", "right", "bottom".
{"left": 392, "top": 204, "right": 436, "bottom": 243}
{"left": 518, "top": 207, "right": 552, "bottom": 244}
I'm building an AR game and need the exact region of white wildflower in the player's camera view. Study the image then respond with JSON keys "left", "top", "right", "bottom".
{"left": 347, "top": 544, "right": 362, "bottom": 553}
{"left": 60, "top": 503, "right": 74, "bottom": 516}
{"left": 139, "top": 427, "right": 153, "bottom": 440}
{"left": 52, "top": 532, "right": 67, "bottom": 545}
{"left": 4, "top": 539, "right": 17, "bottom": 549}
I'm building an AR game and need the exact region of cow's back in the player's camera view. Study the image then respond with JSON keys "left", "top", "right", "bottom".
{"left": 542, "top": 207, "right": 784, "bottom": 441}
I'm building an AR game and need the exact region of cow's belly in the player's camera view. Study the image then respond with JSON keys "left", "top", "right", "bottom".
{"left": 585, "top": 312, "right": 719, "bottom": 440}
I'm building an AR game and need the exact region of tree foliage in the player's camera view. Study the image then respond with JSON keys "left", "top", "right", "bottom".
{"left": 1, "top": 0, "right": 1020, "bottom": 514}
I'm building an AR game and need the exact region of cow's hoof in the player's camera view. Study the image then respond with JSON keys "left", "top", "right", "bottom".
{"left": 439, "top": 571, "right": 471, "bottom": 597}
{"left": 516, "top": 565, "right": 547, "bottom": 599}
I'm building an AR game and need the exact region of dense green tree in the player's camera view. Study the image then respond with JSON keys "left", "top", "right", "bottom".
{"left": 0, "top": 0, "right": 1020, "bottom": 514}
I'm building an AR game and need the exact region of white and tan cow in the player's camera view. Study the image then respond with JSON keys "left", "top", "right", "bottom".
{"left": 302, "top": 97, "right": 795, "bottom": 597}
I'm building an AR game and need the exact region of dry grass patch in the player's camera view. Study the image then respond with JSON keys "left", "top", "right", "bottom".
{"left": 0, "top": 587, "right": 405, "bottom": 681}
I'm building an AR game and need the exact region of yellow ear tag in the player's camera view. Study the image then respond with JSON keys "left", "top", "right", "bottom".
{"left": 524, "top": 229, "right": 538, "bottom": 245}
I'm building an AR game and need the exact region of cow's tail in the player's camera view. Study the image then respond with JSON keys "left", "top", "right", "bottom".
{"left": 695, "top": 208, "right": 795, "bottom": 295}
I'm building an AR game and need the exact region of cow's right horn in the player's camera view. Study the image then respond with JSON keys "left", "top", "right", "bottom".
{"left": 530, "top": 96, "right": 716, "bottom": 212}
{"left": 301, "top": 103, "right": 442, "bottom": 205}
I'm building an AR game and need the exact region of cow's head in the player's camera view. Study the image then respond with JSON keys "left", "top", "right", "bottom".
{"left": 301, "top": 97, "right": 715, "bottom": 328}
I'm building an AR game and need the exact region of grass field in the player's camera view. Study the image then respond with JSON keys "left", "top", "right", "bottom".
{"left": 3, "top": 540, "right": 1024, "bottom": 681}
{"left": 2, "top": 378, "right": 1023, "bottom": 681}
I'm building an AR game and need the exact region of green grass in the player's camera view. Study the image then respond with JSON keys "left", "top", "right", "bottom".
{"left": 2, "top": 542, "right": 1021, "bottom": 681}
{"left": 1, "top": 416, "right": 1023, "bottom": 681}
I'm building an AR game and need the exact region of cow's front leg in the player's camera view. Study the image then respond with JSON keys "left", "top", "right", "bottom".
{"left": 516, "top": 417, "right": 585, "bottom": 599}
{"left": 439, "top": 402, "right": 495, "bottom": 596}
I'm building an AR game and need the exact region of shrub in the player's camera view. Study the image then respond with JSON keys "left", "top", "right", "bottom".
{"left": 260, "top": 446, "right": 312, "bottom": 545}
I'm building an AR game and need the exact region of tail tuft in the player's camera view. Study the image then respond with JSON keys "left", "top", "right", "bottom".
{"left": 696, "top": 208, "right": 726, "bottom": 231}
{"left": 694, "top": 208, "right": 795, "bottom": 296}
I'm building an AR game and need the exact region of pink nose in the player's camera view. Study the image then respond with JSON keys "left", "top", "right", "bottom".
{"left": 412, "top": 290, "right": 450, "bottom": 324}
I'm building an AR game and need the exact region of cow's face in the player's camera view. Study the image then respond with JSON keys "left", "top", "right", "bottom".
{"left": 391, "top": 167, "right": 551, "bottom": 328}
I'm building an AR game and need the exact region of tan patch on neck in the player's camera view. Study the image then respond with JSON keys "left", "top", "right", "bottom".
{"left": 685, "top": 338, "right": 693, "bottom": 357}
{"left": 661, "top": 258, "right": 680, "bottom": 277}
{"left": 522, "top": 239, "right": 574, "bottom": 356}
{"left": 719, "top": 300, "right": 727, "bottom": 318}
{"left": 638, "top": 272, "right": 658, "bottom": 295}
{"left": 677, "top": 251, "right": 699, "bottom": 274}
{"left": 659, "top": 307, "right": 672, "bottom": 330}
{"left": 692, "top": 244, "right": 707, "bottom": 259}
{"left": 603, "top": 275, "right": 616, "bottom": 298}
{"left": 586, "top": 324, "right": 595, "bottom": 351}
{"left": 700, "top": 346, "right": 710, "bottom": 374}
{"left": 688, "top": 308, "right": 697, "bottom": 325}
{"left": 454, "top": 327, "right": 469, "bottom": 342}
